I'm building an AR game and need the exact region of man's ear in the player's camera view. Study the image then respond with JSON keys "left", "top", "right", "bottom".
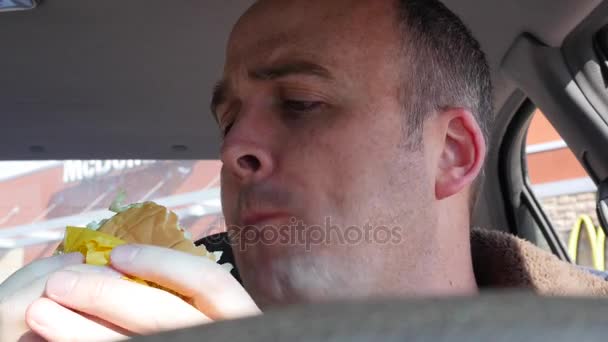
{"left": 435, "top": 108, "right": 486, "bottom": 200}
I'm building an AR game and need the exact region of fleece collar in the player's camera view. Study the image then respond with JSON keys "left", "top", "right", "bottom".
{"left": 471, "top": 228, "right": 608, "bottom": 295}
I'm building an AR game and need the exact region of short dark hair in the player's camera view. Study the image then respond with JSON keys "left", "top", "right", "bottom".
{"left": 395, "top": 0, "right": 493, "bottom": 145}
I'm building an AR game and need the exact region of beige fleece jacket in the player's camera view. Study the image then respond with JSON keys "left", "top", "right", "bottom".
{"left": 472, "top": 228, "right": 608, "bottom": 295}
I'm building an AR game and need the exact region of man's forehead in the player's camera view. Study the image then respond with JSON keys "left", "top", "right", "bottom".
{"left": 230, "top": 0, "right": 396, "bottom": 48}
{"left": 226, "top": 0, "right": 399, "bottom": 71}
{"left": 212, "top": 0, "right": 403, "bottom": 117}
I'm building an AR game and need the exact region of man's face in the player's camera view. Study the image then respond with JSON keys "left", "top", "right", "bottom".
{"left": 216, "top": 0, "right": 441, "bottom": 307}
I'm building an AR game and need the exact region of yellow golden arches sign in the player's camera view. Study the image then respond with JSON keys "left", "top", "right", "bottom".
{"left": 568, "top": 215, "right": 606, "bottom": 271}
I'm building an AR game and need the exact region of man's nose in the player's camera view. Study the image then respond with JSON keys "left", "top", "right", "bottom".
{"left": 221, "top": 140, "right": 274, "bottom": 183}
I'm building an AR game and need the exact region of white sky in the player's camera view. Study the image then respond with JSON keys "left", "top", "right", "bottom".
{"left": 0, "top": 161, "right": 60, "bottom": 181}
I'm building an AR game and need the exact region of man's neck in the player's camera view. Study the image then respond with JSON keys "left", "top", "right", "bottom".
{"left": 429, "top": 196, "right": 479, "bottom": 296}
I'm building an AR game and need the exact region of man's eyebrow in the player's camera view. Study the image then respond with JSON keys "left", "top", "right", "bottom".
{"left": 250, "top": 61, "right": 333, "bottom": 81}
{"left": 210, "top": 62, "right": 333, "bottom": 120}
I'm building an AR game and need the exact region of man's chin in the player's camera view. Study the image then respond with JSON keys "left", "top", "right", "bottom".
{"left": 237, "top": 254, "right": 302, "bottom": 309}
{"left": 236, "top": 248, "right": 348, "bottom": 308}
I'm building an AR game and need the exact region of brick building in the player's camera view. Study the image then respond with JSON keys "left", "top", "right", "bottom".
{"left": 526, "top": 110, "right": 599, "bottom": 260}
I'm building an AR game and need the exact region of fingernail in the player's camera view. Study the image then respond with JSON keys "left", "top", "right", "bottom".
{"left": 46, "top": 271, "right": 78, "bottom": 299}
{"left": 64, "top": 252, "right": 84, "bottom": 263}
{"left": 111, "top": 245, "right": 140, "bottom": 264}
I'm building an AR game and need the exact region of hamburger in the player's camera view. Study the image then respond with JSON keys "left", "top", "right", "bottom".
{"left": 55, "top": 192, "right": 230, "bottom": 296}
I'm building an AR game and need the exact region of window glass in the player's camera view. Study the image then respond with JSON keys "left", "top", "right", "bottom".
{"left": 0, "top": 160, "right": 223, "bottom": 282}
{"left": 525, "top": 110, "right": 602, "bottom": 270}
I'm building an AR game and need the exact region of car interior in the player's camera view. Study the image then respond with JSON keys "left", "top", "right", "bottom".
{"left": 3, "top": 0, "right": 608, "bottom": 340}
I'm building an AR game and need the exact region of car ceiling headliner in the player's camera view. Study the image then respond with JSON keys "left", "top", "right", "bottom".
{"left": 0, "top": 0, "right": 603, "bottom": 160}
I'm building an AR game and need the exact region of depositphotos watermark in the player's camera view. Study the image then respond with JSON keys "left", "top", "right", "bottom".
{"left": 202, "top": 217, "right": 404, "bottom": 252}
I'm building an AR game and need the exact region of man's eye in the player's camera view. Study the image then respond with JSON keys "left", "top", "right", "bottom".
{"left": 283, "top": 100, "right": 323, "bottom": 112}
{"left": 221, "top": 122, "right": 234, "bottom": 137}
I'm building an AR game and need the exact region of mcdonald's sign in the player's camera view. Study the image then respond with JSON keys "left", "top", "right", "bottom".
{"left": 568, "top": 215, "right": 606, "bottom": 271}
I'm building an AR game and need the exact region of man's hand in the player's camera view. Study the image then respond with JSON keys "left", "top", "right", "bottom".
{"left": 0, "top": 252, "right": 120, "bottom": 342}
{"left": 25, "top": 245, "right": 261, "bottom": 341}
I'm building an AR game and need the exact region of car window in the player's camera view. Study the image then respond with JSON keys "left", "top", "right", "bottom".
{"left": 525, "top": 109, "right": 602, "bottom": 270}
{"left": 0, "top": 160, "right": 224, "bottom": 282}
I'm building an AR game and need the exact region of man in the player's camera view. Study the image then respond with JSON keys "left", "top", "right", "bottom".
{"left": 2, "top": 0, "right": 607, "bottom": 341}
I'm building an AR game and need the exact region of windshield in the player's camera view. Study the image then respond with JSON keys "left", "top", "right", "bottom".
{"left": 0, "top": 160, "right": 224, "bottom": 279}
